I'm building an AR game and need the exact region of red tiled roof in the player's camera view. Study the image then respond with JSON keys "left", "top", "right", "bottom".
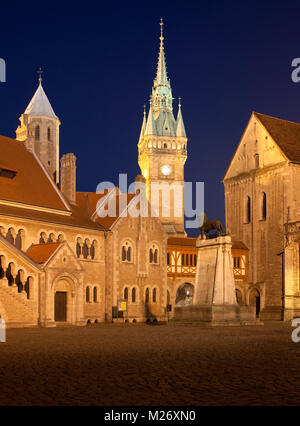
{"left": 0, "top": 135, "right": 68, "bottom": 211}
{"left": 254, "top": 112, "right": 300, "bottom": 163}
{"left": 77, "top": 191, "right": 136, "bottom": 230}
{"left": 26, "top": 242, "right": 61, "bottom": 263}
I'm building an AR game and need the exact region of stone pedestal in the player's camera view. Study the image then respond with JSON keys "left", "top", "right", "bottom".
{"left": 174, "top": 236, "right": 258, "bottom": 325}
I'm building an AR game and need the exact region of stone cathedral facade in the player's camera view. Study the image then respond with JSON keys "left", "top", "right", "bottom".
{"left": 224, "top": 112, "right": 300, "bottom": 320}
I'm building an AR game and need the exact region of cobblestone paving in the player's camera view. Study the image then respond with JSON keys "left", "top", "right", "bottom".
{"left": 0, "top": 323, "right": 299, "bottom": 406}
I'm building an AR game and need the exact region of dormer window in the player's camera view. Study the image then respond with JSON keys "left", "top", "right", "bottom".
{"left": 0, "top": 168, "right": 17, "bottom": 179}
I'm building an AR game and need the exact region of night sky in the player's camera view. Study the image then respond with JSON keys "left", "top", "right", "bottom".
{"left": 1, "top": 0, "right": 300, "bottom": 236}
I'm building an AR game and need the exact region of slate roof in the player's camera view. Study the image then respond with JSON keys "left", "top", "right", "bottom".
{"left": 24, "top": 82, "right": 57, "bottom": 118}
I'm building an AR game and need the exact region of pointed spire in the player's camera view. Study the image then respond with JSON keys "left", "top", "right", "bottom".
{"left": 138, "top": 105, "right": 147, "bottom": 142}
{"left": 145, "top": 101, "right": 157, "bottom": 136}
{"left": 155, "top": 18, "right": 169, "bottom": 86}
{"left": 24, "top": 71, "right": 57, "bottom": 118}
{"left": 176, "top": 97, "right": 186, "bottom": 137}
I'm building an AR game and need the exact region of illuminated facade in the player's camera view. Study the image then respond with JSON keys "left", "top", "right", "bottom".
{"left": 224, "top": 112, "right": 300, "bottom": 320}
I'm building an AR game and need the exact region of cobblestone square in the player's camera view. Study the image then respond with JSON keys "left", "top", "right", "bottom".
{"left": 0, "top": 323, "right": 299, "bottom": 406}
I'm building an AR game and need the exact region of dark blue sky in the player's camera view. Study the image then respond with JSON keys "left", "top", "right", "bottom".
{"left": 1, "top": 0, "right": 300, "bottom": 235}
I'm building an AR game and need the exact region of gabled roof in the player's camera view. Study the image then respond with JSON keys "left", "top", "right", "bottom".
{"left": 77, "top": 190, "right": 136, "bottom": 230}
{"left": 26, "top": 242, "right": 61, "bottom": 264}
{"left": 0, "top": 135, "right": 69, "bottom": 212}
{"left": 24, "top": 82, "right": 58, "bottom": 119}
{"left": 254, "top": 112, "right": 300, "bottom": 163}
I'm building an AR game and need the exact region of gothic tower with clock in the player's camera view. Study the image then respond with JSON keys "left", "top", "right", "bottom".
{"left": 138, "top": 20, "right": 187, "bottom": 236}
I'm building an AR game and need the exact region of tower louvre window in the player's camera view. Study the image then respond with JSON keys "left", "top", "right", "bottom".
{"left": 245, "top": 196, "right": 251, "bottom": 223}
{"left": 35, "top": 125, "right": 40, "bottom": 141}
{"left": 262, "top": 192, "right": 267, "bottom": 220}
{"left": 47, "top": 127, "right": 51, "bottom": 141}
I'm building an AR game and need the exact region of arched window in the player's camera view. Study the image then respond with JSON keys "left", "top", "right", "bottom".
{"left": 122, "top": 245, "right": 126, "bottom": 261}
{"left": 35, "top": 125, "right": 40, "bottom": 141}
{"left": 93, "top": 287, "right": 98, "bottom": 303}
{"left": 48, "top": 233, "right": 55, "bottom": 243}
{"left": 15, "top": 229, "right": 23, "bottom": 250}
{"left": 39, "top": 232, "right": 46, "bottom": 244}
{"left": 145, "top": 287, "right": 150, "bottom": 303}
{"left": 82, "top": 241, "right": 89, "bottom": 259}
{"left": 152, "top": 288, "right": 157, "bottom": 303}
{"left": 255, "top": 153, "right": 259, "bottom": 169}
{"left": 149, "top": 244, "right": 159, "bottom": 264}
{"left": 262, "top": 192, "right": 267, "bottom": 220}
{"left": 90, "top": 240, "right": 97, "bottom": 260}
{"left": 86, "top": 286, "right": 90, "bottom": 303}
{"left": 6, "top": 228, "right": 15, "bottom": 244}
{"left": 122, "top": 241, "right": 133, "bottom": 263}
{"left": 124, "top": 287, "right": 128, "bottom": 300}
{"left": 245, "top": 196, "right": 251, "bottom": 223}
{"left": 47, "top": 127, "right": 51, "bottom": 141}
{"left": 76, "top": 238, "right": 83, "bottom": 258}
{"left": 127, "top": 246, "right": 132, "bottom": 262}
{"left": 132, "top": 288, "right": 136, "bottom": 303}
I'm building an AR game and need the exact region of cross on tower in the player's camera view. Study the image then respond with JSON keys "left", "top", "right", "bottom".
{"left": 38, "top": 67, "right": 43, "bottom": 85}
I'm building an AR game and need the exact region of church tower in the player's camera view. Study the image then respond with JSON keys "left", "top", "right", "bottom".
{"left": 16, "top": 71, "right": 60, "bottom": 184}
{"left": 138, "top": 20, "right": 187, "bottom": 235}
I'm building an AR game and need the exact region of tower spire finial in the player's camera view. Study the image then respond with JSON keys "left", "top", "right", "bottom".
{"left": 160, "top": 17, "right": 164, "bottom": 42}
{"left": 38, "top": 67, "right": 43, "bottom": 85}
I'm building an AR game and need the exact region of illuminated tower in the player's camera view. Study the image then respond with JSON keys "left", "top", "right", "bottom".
{"left": 16, "top": 69, "right": 61, "bottom": 183}
{"left": 138, "top": 19, "right": 187, "bottom": 235}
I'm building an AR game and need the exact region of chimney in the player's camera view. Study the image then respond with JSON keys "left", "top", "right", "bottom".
{"left": 60, "top": 153, "right": 77, "bottom": 203}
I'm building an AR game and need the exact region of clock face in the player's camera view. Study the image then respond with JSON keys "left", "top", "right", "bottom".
{"left": 161, "top": 165, "right": 171, "bottom": 176}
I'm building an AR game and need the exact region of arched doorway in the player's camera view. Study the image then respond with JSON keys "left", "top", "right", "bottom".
{"left": 53, "top": 277, "right": 76, "bottom": 324}
{"left": 55, "top": 292, "right": 67, "bottom": 322}
{"left": 175, "top": 283, "right": 194, "bottom": 306}
{"left": 249, "top": 289, "right": 261, "bottom": 318}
